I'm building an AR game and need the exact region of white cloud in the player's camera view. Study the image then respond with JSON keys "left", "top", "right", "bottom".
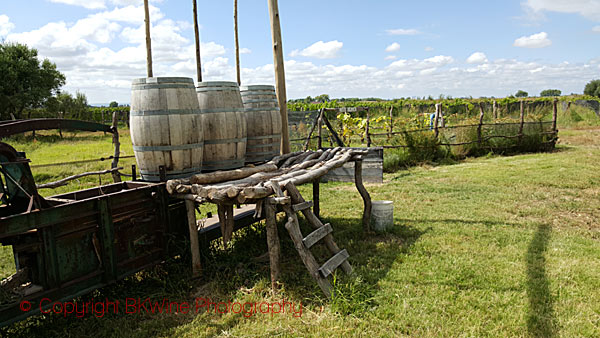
{"left": 0, "top": 15, "right": 15, "bottom": 37}
{"left": 523, "top": 0, "right": 600, "bottom": 21}
{"left": 466, "top": 52, "right": 488, "bottom": 64}
{"left": 290, "top": 40, "right": 343, "bottom": 59}
{"left": 513, "top": 32, "right": 552, "bottom": 48}
{"left": 240, "top": 48, "right": 251, "bottom": 54}
{"left": 386, "top": 28, "right": 421, "bottom": 35}
{"left": 385, "top": 55, "right": 397, "bottom": 61}
{"left": 49, "top": 0, "right": 106, "bottom": 9}
{"left": 385, "top": 42, "right": 401, "bottom": 52}
{"left": 424, "top": 46, "right": 434, "bottom": 52}
{"left": 593, "top": 25, "right": 600, "bottom": 32}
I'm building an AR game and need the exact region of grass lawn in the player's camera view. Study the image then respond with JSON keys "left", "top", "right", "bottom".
{"left": 1, "top": 127, "right": 599, "bottom": 337}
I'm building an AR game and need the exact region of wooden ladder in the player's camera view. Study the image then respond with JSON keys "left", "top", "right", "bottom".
{"left": 269, "top": 181, "right": 352, "bottom": 299}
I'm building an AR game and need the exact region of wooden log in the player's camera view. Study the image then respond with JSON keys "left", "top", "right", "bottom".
{"left": 267, "top": 0, "right": 291, "bottom": 154}
{"left": 189, "top": 163, "right": 278, "bottom": 185}
{"left": 37, "top": 167, "right": 124, "bottom": 189}
{"left": 354, "top": 159, "right": 372, "bottom": 232}
{"left": 192, "top": 0, "right": 202, "bottom": 82}
{"left": 264, "top": 202, "right": 281, "bottom": 291}
{"left": 234, "top": 0, "right": 241, "bottom": 85}
{"left": 111, "top": 112, "right": 121, "bottom": 183}
{"left": 185, "top": 200, "right": 202, "bottom": 277}
{"left": 143, "top": 0, "right": 153, "bottom": 77}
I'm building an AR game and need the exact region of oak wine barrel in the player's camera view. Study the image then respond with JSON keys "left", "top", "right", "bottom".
{"left": 130, "top": 77, "right": 203, "bottom": 181}
{"left": 240, "top": 85, "right": 281, "bottom": 163}
{"left": 196, "top": 81, "right": 247, "bottom": 171}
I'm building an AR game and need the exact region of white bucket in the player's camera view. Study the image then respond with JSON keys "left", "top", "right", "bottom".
{"left": 371, "top": 201, "right": 394, "bottom": 232}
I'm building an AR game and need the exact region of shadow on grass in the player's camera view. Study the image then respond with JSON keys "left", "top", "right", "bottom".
{"left": 526, "top": 224, "right": 556, "bottom": 337}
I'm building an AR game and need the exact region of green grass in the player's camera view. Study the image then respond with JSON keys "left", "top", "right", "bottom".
{"left": 1, "top": 128, "right": 600, "bottom": 337}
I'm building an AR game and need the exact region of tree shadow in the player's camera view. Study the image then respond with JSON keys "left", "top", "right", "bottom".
{"left": 526, "top": 224, "right": 556, "bottom": 337}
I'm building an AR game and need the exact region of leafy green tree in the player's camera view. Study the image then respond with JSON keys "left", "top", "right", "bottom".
{"left": 314, "top": 94, "right": 330, "bottom": 103}
{"left": 0, "top": 42, "right": 65, "bottom": 120}
{"left": 515, "top": 90, "right": 528, "bottom": 98}
{"left": 584, "top": 79, "right": 600, "bottom": 98}
{"left": 540, "top": 89, "right": 561, "bottom": 97}
{"left": 45, "top": 91, "right": 88, "bottom": 119}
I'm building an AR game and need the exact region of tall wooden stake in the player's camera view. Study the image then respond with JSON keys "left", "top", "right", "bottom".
{"left": 268, "top": 0, "right": 291, "bottom": 154}
{"left": 185, "top": 200, "right": 202, "bottom": 277}
{"left": 193, "top": 0, "right": 202, "bottom": 82}
{"left": 144, "top": 0, "right": 153, "bottom": 77}
{"left": 234, "top": 0, "right": 241, "bottom": 85}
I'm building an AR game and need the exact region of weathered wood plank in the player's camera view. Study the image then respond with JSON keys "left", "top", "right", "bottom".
{"left": 303, "top": 223, "right": 332, "bottom": 249}
{"left": 318, "top": 249, "right": 349, "bottom": 278}
{"left": 265, "top": 202, "right": 280, "bottom": 292}
{"left": 292, "top": 201, "right": 313, "bottom": 212}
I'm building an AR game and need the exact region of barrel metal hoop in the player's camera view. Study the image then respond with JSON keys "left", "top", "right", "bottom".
{"left": 246, "top": 142, "right": 280, "bottom": 150}
{"left": 196, "top": 88, "right": 241, "bottom": 92}
{"left": 241, "top": 99, "right": 279, "bottom": 103}
{"left": 140, "top": 167, "right": 202, "bottom": 176}
{"left": 199, "top": 108, "right": 245, "bottom": 114}
{"left": 130, "top": 109, "right": 201, "bottom": 116}
{"left": 202, "top": 159, "right": 245, "bottom": 170}
{"left": 243, "top": 107, "right": 280, "bottom": 112}
{"left": 133, "top": 77, "right": 194, "bottom": 85}
{"left": 132, "top": 84, "right": 195, "bottom": 90}
{"left": 204, "top": 137, "right": 247, "bottom": 145}
{"left": 133, "top": 143, "right": 204, "bottom": 152}
{"left": 248, "top": 134, "right": 281, "bottom": 140}
{"left": 196, "top": 81, "right": 239, "bottom": 87}
{"left": 240, "top": 85, "right": 275, "bottom": 91}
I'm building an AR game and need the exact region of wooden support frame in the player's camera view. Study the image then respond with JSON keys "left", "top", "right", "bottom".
{"left": 353, "top": 157, "right": 372, "bottom": 232}
{"left": 185, "top": 200, "right": 202, "bottom": 277}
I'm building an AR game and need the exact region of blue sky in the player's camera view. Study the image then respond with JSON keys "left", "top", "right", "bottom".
{"left": 1, "top": 0, "right": 599, "bottom": 104}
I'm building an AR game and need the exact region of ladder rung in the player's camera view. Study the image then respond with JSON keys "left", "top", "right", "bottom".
{"left": 292, "top": 201, "right": 313, "bottom": 212}
{"left": 318, "top": 249, "right": 349, "bottom": 278}
{"left": 302, "top": 223, "right": 332, "bottom": 249}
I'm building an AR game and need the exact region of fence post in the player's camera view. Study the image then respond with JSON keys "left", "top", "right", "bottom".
{"left": 434, "top": 103, "right": 440, "bottom": 138}
{"left": 478, "top": 102, "right": 485, "bottom": 146}
{"left": 111, "top": 112, "right": 122, "bottom": 183}
{"left": 552, "top": 99, "right": 558, "bottom": 133}
{"left": 493, "top": 100, "right": 498, "bottom": 120}
{"left": 388, "top": 105, "right": 393, "bottom": 138}
{"left": 317, "top": 108, "right": 323, "bottom": 150}
{"left": 365, "top": 108, "right": 371, "bottom": 147}
{"left": 518, "top": 100, "right": 525, "bottom": 145}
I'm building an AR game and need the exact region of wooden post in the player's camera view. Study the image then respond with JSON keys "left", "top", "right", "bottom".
{"left": 192, "top": 0, "right": 202, "bottom": 82}
{"left": 312, "top": 179, "right": 320, "bottom": 219}
{"left": 144, "top": 0, "right": 153, "bottom": 77}
{"left": 354, "top": 158, "right": 372, "bottom": 232}
{"left": 268, "top": 0, "right": 291, "bottom": 154}
{"left": 365, "top": 109, "right": 371, "bottom": 147}
{"left": 185, "top": 200, "right": 202, "bottom": 277}
{"left": 552, "top": 99, "right": 558, "bottom": 133}
{"left": 234, "top": 0, "right": 241, "bottom": 85}
{"left": 433, "top": 103, "right": 440, "bottom": 138}
{"left": 111, "top": 112, "right": 122, "bottom": 183}
{"left": 388, "top": 106, "right": 394, "bottom": 138}
{"left": 493, "top": 100, "right": 498, "bottom": 120}
{"left": 264, "top": 201, "right": 280, "bottom": 292}
{"left": 317, "top": 109, "right": 323, "bottom": 149}
{"left": 519, "top": 100, "right": 525, "bottom": 144}
{"left": 477, "top": 102, "right": 485, "bottom": 146}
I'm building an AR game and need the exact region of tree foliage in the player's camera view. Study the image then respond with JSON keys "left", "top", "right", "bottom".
{"left": 515, "top": 90, "right": 528, "bottom": 98}
{"left": 540, "top": 89, "right": 561, "bottom": 97}
{"left": 45, "top": 91, "right": 88, "bottom": 119}
{"left": 109, "top": 101, "right": 119, "bottom": 108}
{"left": 0, "top": 42, "right": 65, "bottom": 120}
{"left": 584, "top": 79, "right": 600, "bottom": 98}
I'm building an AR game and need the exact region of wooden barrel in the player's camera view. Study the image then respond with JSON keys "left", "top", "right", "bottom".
{"left": 196, "top": 81, "right": 247, "bottom": 171}
{"left": 130, "top": 77, "right": 204, "bottom": 182}
{"left": 240, "top": 85, "right": 281, "bottom": 163}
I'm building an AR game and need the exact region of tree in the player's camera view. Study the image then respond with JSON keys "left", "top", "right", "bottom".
{"left": 515, "top": 90, "right": 528, "bottom": 98}
{"left": 109, "top": 101, "right": 119, "bottom": 108}
{"left": 540, "top": 89, "right": 561, "bottom": 97}
{"left": 0, "top": 42, "right": 65, "bottom": 120}
{"left": 584, "top": 79, "right": 600, "bottom": 98}
{"left": 314, "top": 94, "right": 330, "bottom": 103}
{"left": 45, "top": 91, "right": 88, "bottom": 119}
